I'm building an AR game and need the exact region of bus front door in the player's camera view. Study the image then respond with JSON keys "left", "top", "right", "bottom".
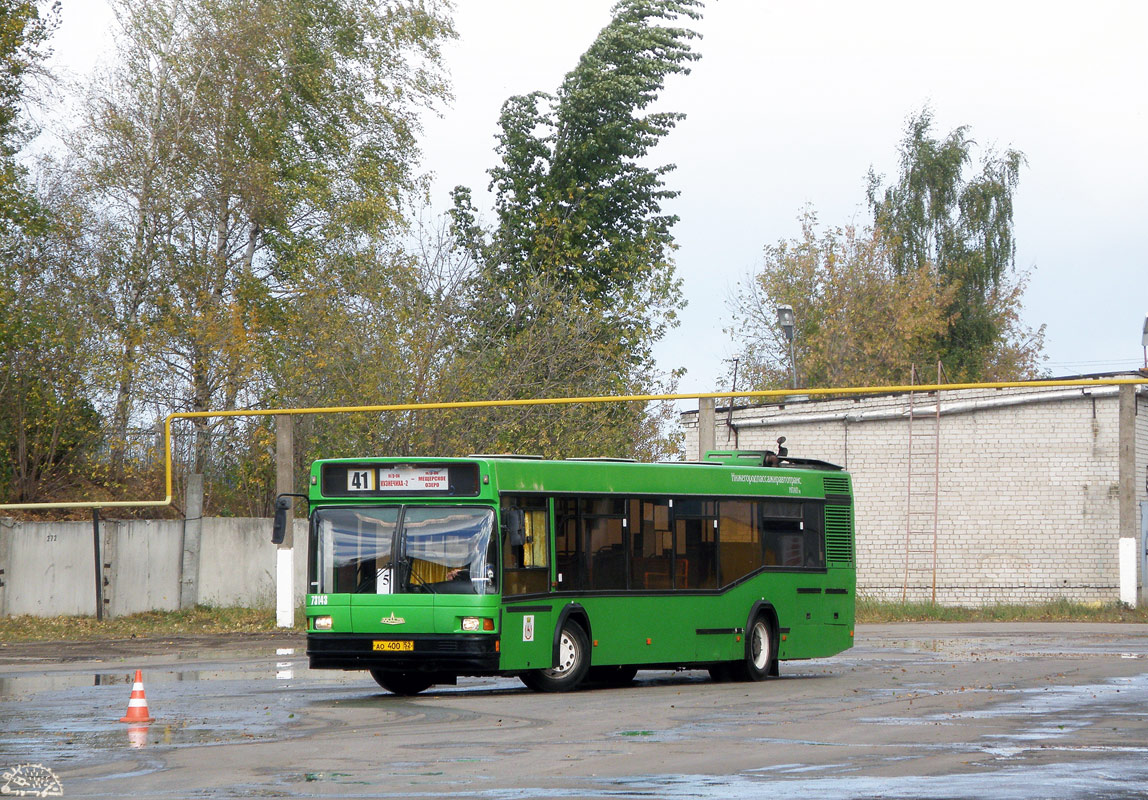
{"left": 499, "top": 605, "right": 555, "bottom": 671}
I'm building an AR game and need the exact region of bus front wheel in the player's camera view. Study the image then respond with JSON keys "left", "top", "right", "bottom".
{"left": 520, "top": 623, "right": 590, "bottom": 692}
{"left": 370, "top": 669, "right": 435, "bottom": 696}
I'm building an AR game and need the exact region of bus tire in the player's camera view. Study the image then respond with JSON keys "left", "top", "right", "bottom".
{"left": 370, "top": 669, "right": 435, "bottom": 696}
{"left": 736, "top": 615, "right": 776, "bottom": 682}
{"left": 519, "top": 622, "right": 590, "bottom": 692}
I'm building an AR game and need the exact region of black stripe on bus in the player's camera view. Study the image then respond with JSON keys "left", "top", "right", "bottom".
{"left": 503, "top": 605, "right": 552, "bottom": 614}
{"left": 797, "top": 587, "right": 822, "bottom": 594}
{"left": 825, "top": 588, "right": 848, "bottom": 595}
{"left": 696, "top": 627, "right": 743, "bottom": 636}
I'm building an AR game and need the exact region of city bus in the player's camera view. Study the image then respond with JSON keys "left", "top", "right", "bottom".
{"left": 272, "top": 449, "right": 855, "bottom": 694}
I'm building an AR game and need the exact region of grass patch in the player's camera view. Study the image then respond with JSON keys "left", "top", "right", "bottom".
{"left": 857, "top": 597, "right": 1148, "bottom": 624}
{"left": 5, "top": 599, "right": 1146, "bottom": 643}
{"left": 0, "top": 605, "right": 304, "bottom": 642}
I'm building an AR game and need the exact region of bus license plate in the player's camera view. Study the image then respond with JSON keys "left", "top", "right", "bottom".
{"left": 372, "top": 640, "right": 413, "bottom": 652}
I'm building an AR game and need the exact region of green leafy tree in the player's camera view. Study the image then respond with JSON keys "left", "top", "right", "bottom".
{"left": 72, "top": 0, "right": 454, "bottom": 484}
{"left": 867, "top": 108, "right": 1042, "bottom": 380}
{"left": 731, "top": 110, "right": 1044, "bottom": 394}
{"left": 264, "top": 218, "right": 473, "bottom": 475}
{"left": 728, "top": 212, "right": 955, "bottom": 390}
{"left": 0, "top": 0, "right": 55, "bottom": 230}
{"left": 0, "top": 2, "right": 105, "bottom": 505}
{"left": 267, "top": 214, "right": 682, "bottom": 471}
{"left": 449, "top": 0, "right": 698, "bottom": 457}
{"left": 0, "top": 183, "right": 102, "bottom": 504}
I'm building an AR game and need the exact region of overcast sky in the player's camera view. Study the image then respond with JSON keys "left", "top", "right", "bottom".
{"left": 52, "top": 1, "right": 1148, "bottom": 393}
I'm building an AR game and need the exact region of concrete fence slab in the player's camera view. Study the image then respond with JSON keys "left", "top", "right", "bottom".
{"left": 0, "top": 517, "right": 309, "bottom": 618}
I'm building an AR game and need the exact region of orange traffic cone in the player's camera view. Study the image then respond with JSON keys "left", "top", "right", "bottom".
{"left": 119, "top": 669, "right": 155, "bottom": 723}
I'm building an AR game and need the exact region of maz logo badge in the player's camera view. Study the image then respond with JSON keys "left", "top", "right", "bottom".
{"left": 380, "top": 612, "right": 405, "bottom": 625}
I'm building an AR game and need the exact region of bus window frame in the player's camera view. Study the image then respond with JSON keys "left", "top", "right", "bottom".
{"left": 501, "top": 495, "right": 551, "bottom": 597}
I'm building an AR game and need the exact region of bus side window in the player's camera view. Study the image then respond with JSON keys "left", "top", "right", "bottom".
{"left": 632, "top": 499, "right": 673, "bottom": 590}
{"left": 584, "top": 497, "right": 627, "bottom": 591}
{"left": 719, "top": 500, "right": 761, "bottom": 584}
{"left": 502, "top": 496, "right": 550, "bottom": 596}
{"left": 802, "top": 502, "right": 826, "bottom": 569}
{"left": 761, "top": 499, "right": 806, "bottom": 568}
{"left": 675, "top": 499, "right": 718, "bottom": 589}
{"left": 555, "top": 498, "right": 583, "bottom": 591}
{"left": 523, "top": 508, "right": 549, "bottom": 568}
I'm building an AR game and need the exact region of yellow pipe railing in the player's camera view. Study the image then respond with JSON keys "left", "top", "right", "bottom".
{"left": 2, "top": 376, "right": 1144, "bottom": 511}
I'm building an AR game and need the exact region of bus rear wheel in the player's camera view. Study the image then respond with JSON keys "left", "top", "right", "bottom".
{"left": 736, "top": 616, "right": 776, "bottom": 682}
{"left": 370, "top": 669, "right": 435, "bottom": 696}
{"left": 520, "top": 622, "right": 590, "bottom": 692}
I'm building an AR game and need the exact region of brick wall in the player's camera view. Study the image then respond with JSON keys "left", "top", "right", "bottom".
{"left": 683, "top": 382, "right": 1148, "bottom": 605}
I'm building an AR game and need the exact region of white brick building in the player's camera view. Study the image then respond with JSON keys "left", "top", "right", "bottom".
{"left": 682, "top": 375, "right": 1148, "bottom": 605}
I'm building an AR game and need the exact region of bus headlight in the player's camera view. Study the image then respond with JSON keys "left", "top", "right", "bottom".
{"left": 313, "top": 616, "right": 333, "bottom": 631}
{"left": 461, "top": 617, "right": 494, "bottom": 632}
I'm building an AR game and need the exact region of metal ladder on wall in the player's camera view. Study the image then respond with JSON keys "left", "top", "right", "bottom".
{"left": 902, "top": 362, "right": 943, "bottom": 603}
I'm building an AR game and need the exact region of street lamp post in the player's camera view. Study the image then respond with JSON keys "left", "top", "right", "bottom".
{"left": 776, "top": 304, "right": 797, "bottom": 389}
{"left": 1141, "top": 314, "right": 1147, "bottom": 370}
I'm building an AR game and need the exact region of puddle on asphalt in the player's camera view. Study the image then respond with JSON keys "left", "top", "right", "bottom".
{"left": 603, "top": 759, "right": 1148, "bottom": 800}
{"left": 866, "top": 632, "right": 1148, "bottom": 664}
{"left": 951, "top": 672, "right": 1148, "bottom": 719}
{"left": 0, "top": 693, "right": 305, "bottom": 764}
{"left": 0, "top": 648, "right": 323, "bottom": 767}
{"left": 342, "top": 758, "right": 1148, "bottom": 800}
{"left": 858, "top": 670, "right": 1148, "bottom": 771}
{"left": 0, "top": 648, "right": 315, "bottom": 700}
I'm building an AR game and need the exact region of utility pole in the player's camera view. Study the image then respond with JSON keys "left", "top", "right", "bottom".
{"left": 275, "top": 415, "right": 295, "bottom": 627}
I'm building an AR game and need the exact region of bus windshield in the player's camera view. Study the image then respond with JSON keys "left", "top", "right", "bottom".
{"left": 313, "top": 506, "right": 497, "bottom": 596}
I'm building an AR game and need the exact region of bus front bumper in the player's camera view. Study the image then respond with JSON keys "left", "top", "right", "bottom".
{"left": 306, "top": 633, "right": 500, "bottom": 674}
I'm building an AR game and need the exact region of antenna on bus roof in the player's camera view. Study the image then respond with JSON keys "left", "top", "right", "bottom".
{"left": 765, "top": 437, "right": 786, "bottom": 467}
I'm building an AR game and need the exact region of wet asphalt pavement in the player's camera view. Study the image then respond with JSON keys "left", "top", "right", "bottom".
{"left": 1, "top": 623, "right": 1147, "bottom": 798}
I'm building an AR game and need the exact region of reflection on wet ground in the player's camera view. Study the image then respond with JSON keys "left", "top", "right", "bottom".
{"left": 0, "top": 643, "right": 314, "bottom": 769}
{"left": 1, "top": 625, "right": 1146, "bottom": 798}
{"left": 592, "top": 761, "right": 1148, "bottom": 800}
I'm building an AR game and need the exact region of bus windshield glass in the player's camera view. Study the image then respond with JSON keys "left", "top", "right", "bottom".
{"left": 313, "top": 506, "right": 497, "bottom": 596}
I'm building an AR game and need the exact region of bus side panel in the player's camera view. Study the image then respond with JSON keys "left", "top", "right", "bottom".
{"left": 775, "top": 570, "right": 856, "bottom": 661}
{"left": 498, "top": 605, "right": 555, "bottom": 671}
{"left": 781, "top": 623, "right": 853, "bottom": 660}
{"left": 571, "top": 575, "right": 854, "bottom": 668}
{"left": 579, "top": 595, "right": 693, "bottom": 665}
{"left": 574, "top": 593, "right": 745, "bottom": 667}
{"left": 822, "top": 571, "right": 857, "bottom": 630}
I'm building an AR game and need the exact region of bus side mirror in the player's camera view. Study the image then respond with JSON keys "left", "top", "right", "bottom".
{"left": 506, "top": 508, "right": 526, "bottom": 547}
{"left": 271, "top": 496, "right": 292, "bottom": 544}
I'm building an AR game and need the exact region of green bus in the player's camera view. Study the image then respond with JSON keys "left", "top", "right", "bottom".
{"left": 272, "top": 449, "right": 855, "bottom": 694}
